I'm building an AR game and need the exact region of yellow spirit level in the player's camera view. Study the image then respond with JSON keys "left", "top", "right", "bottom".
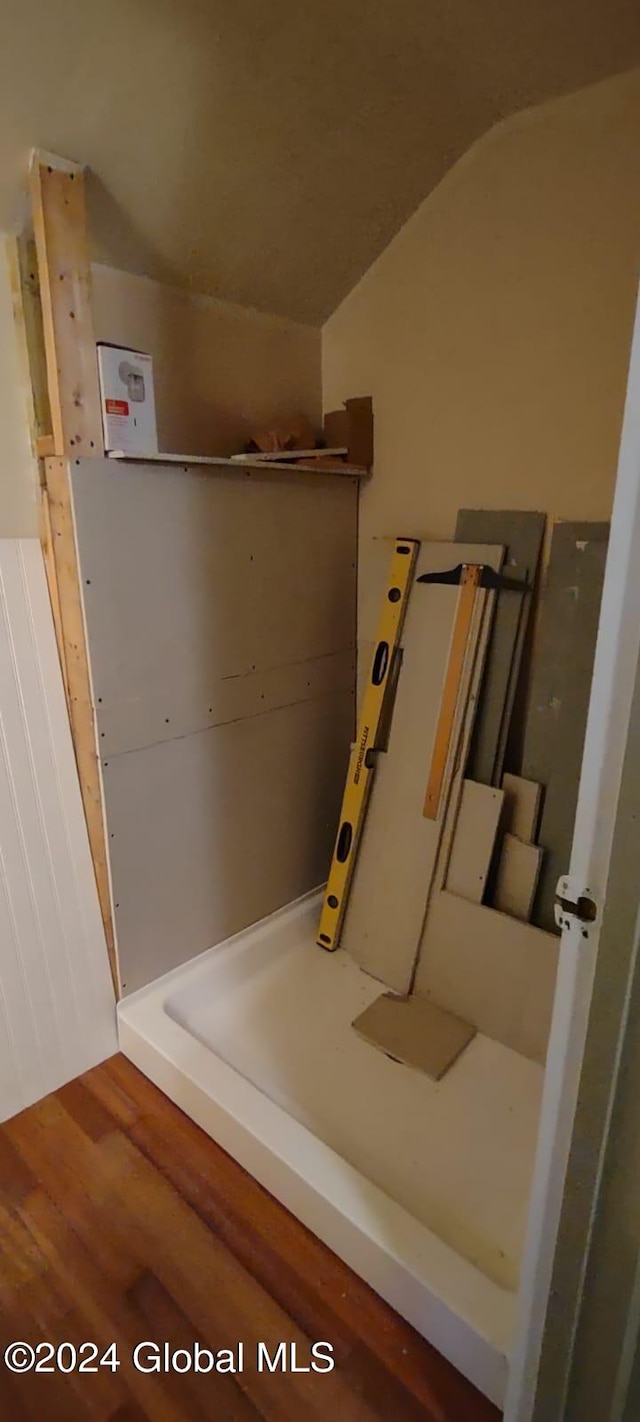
{"left": 317, "top": 538, "right": 420, "bottom": 950}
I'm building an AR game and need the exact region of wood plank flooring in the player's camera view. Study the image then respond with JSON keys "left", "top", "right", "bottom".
{"left": 0, "top": 1055, "right": 501, "bottom": 1421}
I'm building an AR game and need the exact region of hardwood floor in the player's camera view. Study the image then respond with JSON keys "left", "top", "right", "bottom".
{"left": 0, "top": 1055, "right": 501, "bottom": 1421}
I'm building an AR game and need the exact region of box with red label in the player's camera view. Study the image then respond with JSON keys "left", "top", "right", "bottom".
{"left": 96, "top": 343, "right": 158, "bottom": 455}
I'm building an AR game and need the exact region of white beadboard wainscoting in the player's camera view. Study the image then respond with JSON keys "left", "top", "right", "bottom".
{"left": 0, "top": 539, "right": 116, "bottom": 1121}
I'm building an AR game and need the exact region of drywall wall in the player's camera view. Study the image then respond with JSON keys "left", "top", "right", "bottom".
{"left": 323, "top": 68, "right": 640, "bottom": 648}
{"left": 69, "top": 457, "right": 357, "bottom": 992}
{"left": 0, "top": 237, "right": 38, "bottom": 536}
{"left": 0, "top": 539, "right": 116, "bottom": 1121}
{"left": 91, "top": 264, "right": 321, "bottom": 457}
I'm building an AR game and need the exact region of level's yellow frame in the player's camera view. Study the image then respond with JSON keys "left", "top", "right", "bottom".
{"left": 317, "top": 537, "right": 420, "bottom": 951}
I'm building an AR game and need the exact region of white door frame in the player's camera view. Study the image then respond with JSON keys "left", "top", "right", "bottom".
{"left": 505, "top": 281, "right": 640, "bottom": 1421}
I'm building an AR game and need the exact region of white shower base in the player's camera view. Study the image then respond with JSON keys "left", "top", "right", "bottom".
{"left": 118, "top": 890, "right": 544, "bottom": 1408}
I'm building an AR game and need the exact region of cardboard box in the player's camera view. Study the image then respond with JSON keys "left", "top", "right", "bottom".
{"left": 323, "top": 395, "right": 373, "bottom": 469}
{"left": 96, "top": 343, "right": 158, "bottom": 455}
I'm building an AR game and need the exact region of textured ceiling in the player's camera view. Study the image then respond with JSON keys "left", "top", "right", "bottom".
{"left": 1, "top": 0, "right": 640, "bottom": 323}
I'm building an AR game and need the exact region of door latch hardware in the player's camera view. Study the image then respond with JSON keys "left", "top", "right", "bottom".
{"left": 554, "top": 875, "right": 598, "bottom": 931}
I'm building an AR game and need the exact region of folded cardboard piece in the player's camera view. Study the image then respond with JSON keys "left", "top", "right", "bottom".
{"left": 237, "top": 395, "right": 374, "bottom": 471}
{"left": 323, "top": 396, "right": 374, "bottom": 469}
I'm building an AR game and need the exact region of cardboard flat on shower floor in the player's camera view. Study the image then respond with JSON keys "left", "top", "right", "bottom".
{"left": 353, "top": 991, "right": 476, "bottom": 1079}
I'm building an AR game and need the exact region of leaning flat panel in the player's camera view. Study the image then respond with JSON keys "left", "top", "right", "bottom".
{"left": 415, "top": 891, "right": 559, "bottom": 1064}
{"left": 107, "top": 694, "right": 353, "bottom": 993}
{"left": 341, "top": 542, "right": 502, "bottom": 993}
{"left": 522, "top": 521, "right": 609, "bottom": 931}
{"left": 68, "top": 457, "right": 358, "bottom": 993}
{"left": 445, "top": 780, "right": 504, "bottom": 904}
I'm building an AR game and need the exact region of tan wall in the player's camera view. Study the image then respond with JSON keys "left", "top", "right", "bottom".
{"left": 322, "top": 67, "right": 640, "bottom": 1413}
{"left": 0, "top": 249, "right": 320, "bottom": 536}
{"left": 0, "top": 238, "right": 38, "bottom": 537}
{"left": 322, "top": 68, "right": 640, "bottom": 644}
{"left": 91, "top": 264, "right": 321, "bottom": 458}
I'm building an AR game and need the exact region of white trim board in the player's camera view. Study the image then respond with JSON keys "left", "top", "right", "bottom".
{"left": 231, "top": 447, "right": 348, "bottom": 462}
{"left": 107, "top": 451, "right": 366, "bottom": 477}
{"left": 0, "top": 539, "right": 116, "bottom": 1121}
{"left": 505, "top": 284, "right": 640, "bottom": 1420}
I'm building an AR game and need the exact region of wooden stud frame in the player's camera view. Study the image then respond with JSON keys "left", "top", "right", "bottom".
{"left": 6, "top": 232, "right": 51, "bottom": 448}
{"left": 19, "top": 152, "right": 117, "bottom": 991}
{"left": 29, "top": 153, "right": 103, "bottom": 458}
{"left": 44, "top": 457, "right": 117, "bottom": 987}
{"left": 5, "top": 233, "right": 69, "bottom": 695}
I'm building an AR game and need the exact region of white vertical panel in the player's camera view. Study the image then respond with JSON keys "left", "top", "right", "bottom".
{"left": 506, "top": 285, "right": 640, "bottom": 1420}
{"left": 0, "top": 538, "right": 116, "bottom": 1121}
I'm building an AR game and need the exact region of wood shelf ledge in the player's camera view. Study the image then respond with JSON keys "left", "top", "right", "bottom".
{"left": 106, "top": 450, "right": 369, "bottom": 478}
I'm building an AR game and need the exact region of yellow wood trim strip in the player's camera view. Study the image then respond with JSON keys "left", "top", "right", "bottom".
{"left": 423, "top": 564, "right": 482, "bottom": 820}
{"left": 44, "top": 457, "right": 119, "bottom": 994}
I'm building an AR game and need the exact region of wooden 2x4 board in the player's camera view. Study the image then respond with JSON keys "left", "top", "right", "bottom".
{"left": 341, "top": 541, "right": 503, "bottom": 993}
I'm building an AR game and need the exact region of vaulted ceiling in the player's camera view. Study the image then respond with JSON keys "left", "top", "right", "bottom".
{"left": 1, "top": 0, "right": 640, "bottom": 322}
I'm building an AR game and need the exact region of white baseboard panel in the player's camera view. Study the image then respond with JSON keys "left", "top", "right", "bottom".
{"left": 0, "top": 538, "right": 117, "bottom": 1121}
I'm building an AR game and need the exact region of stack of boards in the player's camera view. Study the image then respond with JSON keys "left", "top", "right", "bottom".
{"left": 317, "top": 513, "right": 609, "bottom": 1082}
